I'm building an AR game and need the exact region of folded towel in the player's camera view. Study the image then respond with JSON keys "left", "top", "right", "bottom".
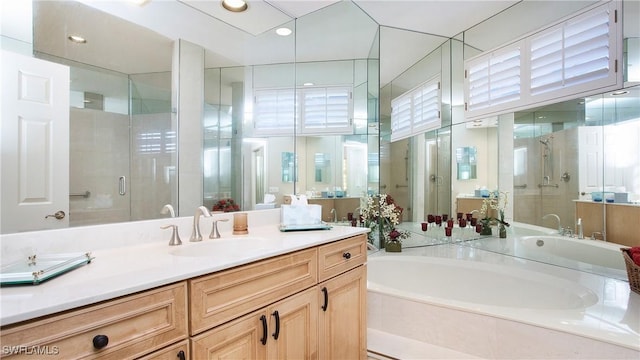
{"left": 633, "top": 252, "right": 640, "bottom": 267}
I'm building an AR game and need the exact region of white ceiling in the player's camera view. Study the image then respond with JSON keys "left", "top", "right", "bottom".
{"left": 38, "top": 0, "right": 637, "bottom": 88}
{"left": 38, "top": 0, "right": 524, "bottom": 86}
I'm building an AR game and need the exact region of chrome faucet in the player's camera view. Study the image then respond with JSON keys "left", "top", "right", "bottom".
{"left": 160, "top": 224, "right": 182, "bottom": 246}
{"left": 576, "top": 218, "right": 584, "bottom": 239}
{"left": 190, "top": 206, "right": 211, "bottom": 242}
{"left": 542, "top": 213, "right": 561, "bottom": 233}
{"left": 330, "top": 208, "right": 337, "bottom": 223}
{"left": 160, "top": 204, "right": 175, "bottom": 218}
{"left": 209, "top": 218, "right": 230, "bottom": 239}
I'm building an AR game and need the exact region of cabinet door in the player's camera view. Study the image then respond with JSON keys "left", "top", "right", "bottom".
{"left": 192, "top": 288, "right": 319, "bottom": 360}
{"left": 136, "top": 340, "right": 189, "bottom": 360}
{"left": 267, "top": 287, "right": 318, "bottom": 360}
{"left": 191, "top": 309, "right": 268, "bottom": 360}
{"left": 318, "top": 265, "right": 367, "bottom": 360}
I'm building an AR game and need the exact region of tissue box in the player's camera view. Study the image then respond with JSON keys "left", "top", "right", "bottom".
{"left": 255, "top": 203, "right": 276, "bottom": 210}
{"left": 281, "top": 204, "right": 322, "bottom": 226}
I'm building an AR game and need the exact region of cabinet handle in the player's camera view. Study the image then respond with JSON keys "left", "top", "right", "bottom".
{"left": 321, "top": 287, "right": 329, "bottom": 312}
{"left": 260, "top": 315, "right": 268, "bottom": 345}
{"left": 342, "top": 252, "right": 351, "bottom": 259}
{"left": 177, "top": 350, "right": 186, "bottom": 360}
{"left": 118, "top": 176, "right": 126, "bottom": 196}
{"left": 92, "top": 334, "right": 109, "bottom": 349}
{"left": 272, "top": 310, "right": 280, "bottom": 340}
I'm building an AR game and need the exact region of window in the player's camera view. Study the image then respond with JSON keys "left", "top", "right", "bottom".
{"left": 253, "top": 86, "right": 353, "bottom": 136}
{"left": 391, "top": 77, "right": 441, "bottom": 142}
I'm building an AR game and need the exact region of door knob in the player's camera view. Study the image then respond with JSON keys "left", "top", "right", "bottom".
{"left": 45, "top": 210, "right": 65, "bottom": 220}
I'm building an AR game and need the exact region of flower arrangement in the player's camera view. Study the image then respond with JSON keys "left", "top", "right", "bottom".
{"left": 360, "top": 193, "right": 409, "bottom": 245}
{"left": 212, "top": 198, "right": 240, "bottom": 212}
{"left": 479, "top": 191, "right": 510, "bottom": 236}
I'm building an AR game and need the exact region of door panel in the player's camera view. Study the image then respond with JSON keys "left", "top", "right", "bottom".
{"left": 1, "top": 51, "right": 70, "bottom": 233}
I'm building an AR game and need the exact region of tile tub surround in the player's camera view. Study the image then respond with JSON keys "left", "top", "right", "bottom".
{"left": 367, "top": 246, "right": 640, "bottom": 359}
{"left": 0, "top": 209, "right": 369, "bottom": 325}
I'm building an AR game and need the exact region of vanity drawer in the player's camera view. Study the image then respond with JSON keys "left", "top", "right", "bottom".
{"left": 318, "top": 234, "right": 367, "bottom": 282}
{"left": 189, "top": 247, "right": 318, "bottom": 335}
{"left": 0, "top": 282, "right": 188, "bottom": 359}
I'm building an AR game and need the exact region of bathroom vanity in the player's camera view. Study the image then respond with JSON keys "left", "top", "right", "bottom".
{"left": 0, "top": 213, "right": 368, "bottom": 359}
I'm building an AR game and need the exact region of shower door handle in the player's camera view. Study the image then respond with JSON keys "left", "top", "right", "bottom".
{"left": 119, "top": 176, "right": 126, "bottom": 196}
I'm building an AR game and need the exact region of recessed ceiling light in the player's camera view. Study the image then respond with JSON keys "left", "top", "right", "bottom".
{"left": 68, "top": 35, "right": 87, "bottom": 44}
{"left": 276, "top": 27, "right": 292, "bottom": 36}
{"left": 611, "top": 90, "right": 629, "bottom": 96}
{"left": 303, "top": 82, "right": 314, "bottom": 86}
{"left": 221, "top": 0, "right": 247, "bottom": 12}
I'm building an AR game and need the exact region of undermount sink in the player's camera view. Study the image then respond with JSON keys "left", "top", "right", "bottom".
{"left": 169, "top": 236, "right": 273, "bottom": 257}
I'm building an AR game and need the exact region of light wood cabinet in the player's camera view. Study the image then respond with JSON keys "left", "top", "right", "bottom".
{"left": 318, "top": 265, "right": 367, "bottom": 360}
{"left": 190, "top": 233, "right": 367, "bottom": 360}
{"left": 575, "top": 201, "right": 640, "bottom": 247}
{"left": 0, "top": 282, "right": 188, "bottom": 359}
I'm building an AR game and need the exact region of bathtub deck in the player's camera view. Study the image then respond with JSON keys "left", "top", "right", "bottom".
{"left": 368, "top": 329, "right": 485, "bottom": 360}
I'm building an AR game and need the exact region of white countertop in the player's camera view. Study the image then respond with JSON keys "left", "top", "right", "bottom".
{"left": 0, "top": 212, "right": 368, "bottom": 326}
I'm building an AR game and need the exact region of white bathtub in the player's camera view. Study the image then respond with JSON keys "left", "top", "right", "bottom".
{"left": 366, "top": 249, "right": 640, "bottom": 359}
{"left": 368, "top": 255, "right": 598, "bottom": 310}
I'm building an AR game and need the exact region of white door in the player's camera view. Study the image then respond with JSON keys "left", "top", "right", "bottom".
{"left": 578, "top": 126, "right": 603, "bottom": 199}
{"left": 1, "top": 51, "right": 70, "bottom": 233}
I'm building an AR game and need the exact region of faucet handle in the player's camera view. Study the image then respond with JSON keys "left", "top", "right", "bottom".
{"left": 210, "top": 218, "right": 230, "bottom": 239}
{"left": 161, "top": 225, "right": 182, "bottom": 246}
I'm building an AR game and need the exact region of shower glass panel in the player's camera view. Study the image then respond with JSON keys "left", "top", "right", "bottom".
{"left": 129, "top": 71, "right": 174, "bottom": 221}
{"left": 68, "top": 65, "right": 131, "bottom": 227}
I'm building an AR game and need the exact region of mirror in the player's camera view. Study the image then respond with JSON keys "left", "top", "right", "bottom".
{"left": 281, "top": 152, "right": 297, "bottom": 183}
{"left": 203, "top": 1, "right": 379, "bottom": 212}
{"left": 31, "top": 1, "right": 175, "bottom": 230}
{"left": 314, "top": 153, "right": 331, "bottom": 183}
{"left": 456, "top": 147, "right": 477, "bottom": 180}
{"left": 3, "top": 0, "right": 637, "bottom": 251}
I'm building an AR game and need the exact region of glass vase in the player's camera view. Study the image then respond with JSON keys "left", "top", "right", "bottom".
{"left": 499, "top": 224, "right": 507, "bottom": 238}
{"left": 385, "top": 240, "right": 402, "bottom": 252}
{"left": 480, "top": 224, "right": 493, "bottom": 236}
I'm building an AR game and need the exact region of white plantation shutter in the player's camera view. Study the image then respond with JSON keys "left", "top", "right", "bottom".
{"left": 390, "top": 95, "right": 411, "bottom": 141}
{"left": 253, "top": 88, "right": 295, "bottom": 134}
{"left": 300, "top": 86, "right": 352, "bottom": 134}
{"left": 489, "top": 48, "right": 521, "bottom": 105}
{"left": 466, "top": 43, "right": 521, "bottom": 112}
{"left": 530, "top": 5, "right": 612, "bottom": 95}
{"left": 253, "top": 86, "right": 353, "bottom": 136}
{"left": 412, "top": 80, "right": 441, "bottom": 133}
{"left": 391, "top": 77, "right": 441, "bottom": 142}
